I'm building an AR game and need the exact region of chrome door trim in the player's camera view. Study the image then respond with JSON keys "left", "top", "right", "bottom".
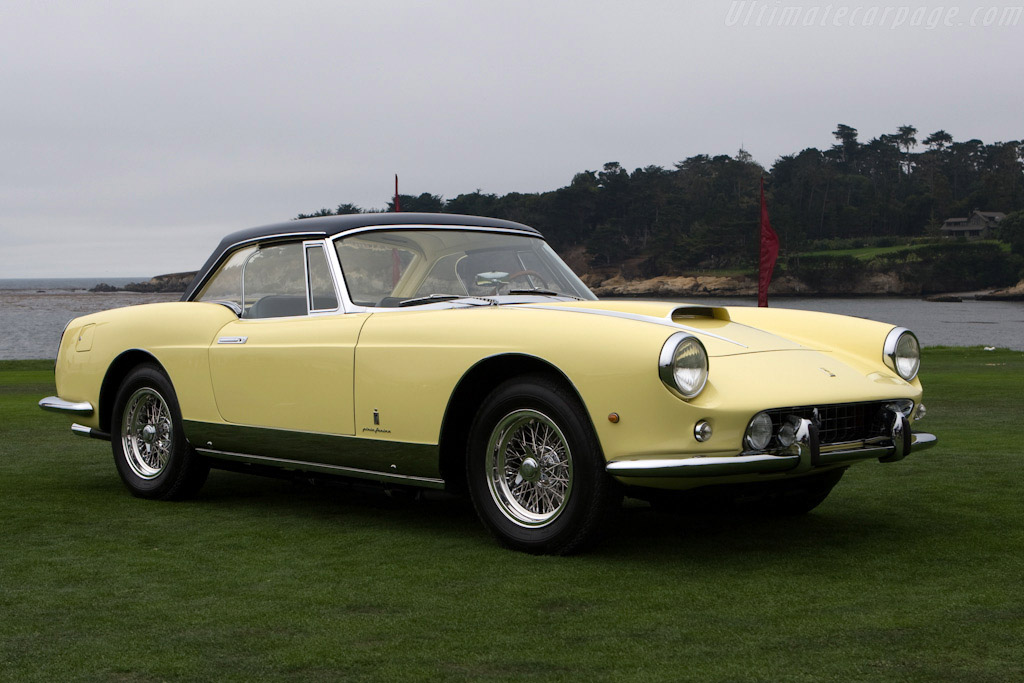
{"left": 196, "top": 448, "right": 446, "bottom": 489}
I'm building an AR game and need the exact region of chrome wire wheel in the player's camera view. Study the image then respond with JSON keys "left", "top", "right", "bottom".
{"left": 120, "top": 387, "right": 173, "bottom": 480}
{"left": 486, "top": 409, "right": 573, "bottom": 528}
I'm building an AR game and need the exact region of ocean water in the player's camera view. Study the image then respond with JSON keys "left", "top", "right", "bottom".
{"left": 0, "top": 277, "right": 147, "bottom": 291}
{"left": 1, "top": 279, "right": 180, "bottom": 360}
{"left": 2, "top": 279, "right": 1022, "bottom": 359}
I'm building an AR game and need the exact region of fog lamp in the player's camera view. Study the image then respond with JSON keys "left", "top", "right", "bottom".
{"left": 885, "top": 400, "right": 914, "bottom": 418}
{"left": 744, "top": 412, "right": 773, "bottom": 451}
{"left": 777, "top": 417, "right": 799, "bottom": 448}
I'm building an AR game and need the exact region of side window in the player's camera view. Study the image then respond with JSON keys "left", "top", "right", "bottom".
{"left": 306, "top": 245, "right": 339, "bottom": 311}
{"left": 241, "top": 243, "right": 306, "bottom": 318}
{"left": 194, "top": 245, "right": 257, "bottom": 312}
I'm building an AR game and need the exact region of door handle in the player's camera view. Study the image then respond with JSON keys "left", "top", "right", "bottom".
{"left": 217, "top": 336, "right": 248, "bottom": 344}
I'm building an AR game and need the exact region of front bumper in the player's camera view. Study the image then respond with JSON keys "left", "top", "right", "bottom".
{"left": 607, "top": 413, "right": 937, "bottom": 479}
{"left": 39, "top": 396, "right": 93, "bottom": 415}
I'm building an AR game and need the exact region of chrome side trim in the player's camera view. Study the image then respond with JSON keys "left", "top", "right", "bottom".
{"left": 520, "top": 305, "right": 748, "bottom": 347}
{"left": 196, "top": 448, "right": 446, "bottom": 489}
{"left": 39, "top": 396, "right": 94, "bottom": 415}
{"left": 217, "top": 336, "right": 248, "bottom": 344}
{"left": 71, "top": 423, "right": 111, "bottom": 441}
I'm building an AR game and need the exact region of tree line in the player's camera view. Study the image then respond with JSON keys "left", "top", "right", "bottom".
{"left": 298, "top": 124, "right": 1024, "bottom": 277}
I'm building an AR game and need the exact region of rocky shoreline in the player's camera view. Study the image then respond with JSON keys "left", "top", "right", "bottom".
{"left": 91, "top": 271, "right": 196, "bottom": 294}
{"left": 585, "top": 272, "right": 1024, "bottom": 301}
{"left": 976, "top": 280, "right": 1024, "bottom": 301}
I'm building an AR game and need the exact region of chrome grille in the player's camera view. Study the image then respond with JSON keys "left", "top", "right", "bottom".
{"left": 765, "top": 402, "right": 891, "bottom": 446}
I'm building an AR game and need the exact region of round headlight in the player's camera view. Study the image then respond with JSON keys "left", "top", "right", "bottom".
{"left": 884, "top": 328, "right": 921, "bottom": 381}
{"left": 659, "top": 333, "right": 709, "bottom": 399}
{"left": 745, "top": 412, "right": 773, "bottom": 451}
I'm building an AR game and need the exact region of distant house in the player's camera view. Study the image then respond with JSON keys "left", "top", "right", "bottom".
{"left": 940, "top": 210, "right": 1005, "bottom": 239}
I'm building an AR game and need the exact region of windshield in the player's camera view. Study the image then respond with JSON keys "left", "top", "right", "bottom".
{"left": 334, "top": 229, "right": 596, "bottom": 307}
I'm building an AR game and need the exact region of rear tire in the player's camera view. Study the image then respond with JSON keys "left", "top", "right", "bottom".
{"left": 466, "top": 375, "right": 620, "bottom": 554}
{"left": 111, "top": 364, "right": 209, "bottom": 500}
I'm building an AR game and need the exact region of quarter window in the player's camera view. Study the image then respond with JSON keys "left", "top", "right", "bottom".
{"left": 306, "top": 245, "right": 339, "bottom": 311}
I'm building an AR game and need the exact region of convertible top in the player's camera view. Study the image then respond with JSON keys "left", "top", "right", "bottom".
{"left": 182, "top": 213, "right": 541, "bottom": 301}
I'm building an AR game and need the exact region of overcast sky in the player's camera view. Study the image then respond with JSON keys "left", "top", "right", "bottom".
{"left": 2, "top": 0, "right": 1021, "bottom": 277}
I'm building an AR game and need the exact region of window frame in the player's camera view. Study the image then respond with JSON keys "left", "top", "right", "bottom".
{"left": 194, "top": 238, "right": 347, "bottom": 319}
{"left": 303, "top": 241, "right": 342, "bottom": 316}
{"left": 330, "top": 225, "right": 558, "bottom": 312}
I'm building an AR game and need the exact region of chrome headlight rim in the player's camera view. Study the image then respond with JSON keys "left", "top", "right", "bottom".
{"left": 658, "top": 332, "right": 709, "bottom": 400}
{"left": 883, "top": 327, "right": 921, "bottom": 381}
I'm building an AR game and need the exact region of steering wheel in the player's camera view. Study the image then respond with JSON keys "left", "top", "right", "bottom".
{"left": 506, "top": 270, "right": 549, "bottom": 290}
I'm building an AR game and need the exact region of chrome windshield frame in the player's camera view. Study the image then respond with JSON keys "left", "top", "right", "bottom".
{"left": 329, "top": 224, "right": 589, "bottom": 314}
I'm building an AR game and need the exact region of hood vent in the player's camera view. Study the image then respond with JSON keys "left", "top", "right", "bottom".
{"left": 671, "top": 306, "right": 731, "bottom": 323}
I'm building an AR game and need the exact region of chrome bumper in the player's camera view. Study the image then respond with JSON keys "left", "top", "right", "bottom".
{"left": 607, "top": 413, "right": 937, "bottom": 479}
{"left": 39, "top": 396, "right": 94, "bottom": 415}
{"left": 39, "top": 396, "right": 110, "bottom": 440}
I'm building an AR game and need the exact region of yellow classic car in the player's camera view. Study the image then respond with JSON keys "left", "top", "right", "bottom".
{"left": 40, "top": 213, "right": 936, "bottom": 553}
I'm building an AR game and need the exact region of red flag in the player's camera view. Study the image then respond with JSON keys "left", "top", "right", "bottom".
{"left": 758, "top": 176, "right": 779, "bottom": 307}
{"left": 392, "top": 174, "right": 402, "bottom": 284}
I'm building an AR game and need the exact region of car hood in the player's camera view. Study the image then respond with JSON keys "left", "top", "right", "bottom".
{"left": 517, "top": 299, "right": 808, "bottom": 357}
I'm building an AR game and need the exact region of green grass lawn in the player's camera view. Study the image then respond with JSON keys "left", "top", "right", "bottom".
{"left": 2, "top": 350, "right": 1022, "bottom": 682}
{"left": 797, "top": 240, "right": 1010, "bottom": 261}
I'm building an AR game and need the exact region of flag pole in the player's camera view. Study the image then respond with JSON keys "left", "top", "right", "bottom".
{"left": 758, "top": 176, "right": 779, "bottom": 307}
{"left": 393, "top": 174, "right": 401, "bottom": 212}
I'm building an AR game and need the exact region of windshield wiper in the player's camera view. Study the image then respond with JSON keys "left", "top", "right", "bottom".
{"left": 506, "top": 289, "right": 584, "bottom": 301}
{"left": 398, "top": 294, "right": 463, "bottom": 307}
{"left": 398, "top": 294, "right": 496, "bottom": 307}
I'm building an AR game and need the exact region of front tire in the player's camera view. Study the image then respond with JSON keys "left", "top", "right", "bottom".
{"left": 466, "top": 375, "right": 619, "bottom": 554}
{"left": 111, "top": 364, "right": 209, "bottom": 500}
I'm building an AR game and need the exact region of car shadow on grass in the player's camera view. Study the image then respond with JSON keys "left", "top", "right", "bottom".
{"left": 137, "top": 467, "right": 936, "bottom": 562}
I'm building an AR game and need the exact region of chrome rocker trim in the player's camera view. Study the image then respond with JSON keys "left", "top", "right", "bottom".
{"left": 194, "top": 448, "right": 447, "bottom": 489}
{"left": 607, "top": 414, "right": 937, "bottom": 479}
{"left": 39, "top": 396, "right": 94, "bottom": 415}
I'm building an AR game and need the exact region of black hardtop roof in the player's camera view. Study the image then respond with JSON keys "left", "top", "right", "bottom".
{"left": 217, "top": 212, "right": 539, "bottom": 249}
{"left": 183, "top": 212, "right": 541, "bottom": 301}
